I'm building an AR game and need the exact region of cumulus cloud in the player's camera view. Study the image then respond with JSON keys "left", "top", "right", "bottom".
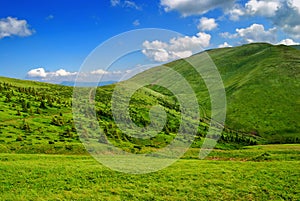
{"left": 26, "top": 67, "right": 145, "bottom": 83}
{"left": 197, "top": 17, "right": 218, "bottom": 31}
{"left": 226, "top": 0, "right": 281, "bottom": 21}
{"left": 0, "top": 17, "right": 34, "bottom": 39}
{"left": 27, "top": 68, "right": 48, "bottom": 78}
{"left": 226, "top": 0, "right": 300, "bottom": 39}
{"left": 245, "top": 0, "right": 280, "bottom": 17}
{"left": 218, "top": 42, "right": 232, "bottom": 48}
{"left": 221, "top": 24, "right": 277, "bottom": 44}
{"left": 227, "top": 4, "right": 246, "bottom": 21}
{"left": 272, "top": 1, "right": 300, "bottom": 38}
{"left": 277, "top": 38, "right": 300, "bottom": 45}
{"left": 27, "top": 68, "right": 77, "bottom": 78}
{"left": 142, "top": 32, "right": 211, "bottom": 62}
{"left": 160, "top": 0, "right": 235, "bottom": 16}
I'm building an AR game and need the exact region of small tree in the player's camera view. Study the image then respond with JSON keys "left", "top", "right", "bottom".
{"left": 39, "top": 101, "right": 47, "bottom": 109}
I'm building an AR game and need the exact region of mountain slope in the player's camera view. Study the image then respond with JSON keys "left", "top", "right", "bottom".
{"left": 131, "top": 43, "right": 300, "bottom": 143}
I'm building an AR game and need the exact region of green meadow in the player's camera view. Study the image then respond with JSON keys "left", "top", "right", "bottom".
{"left": 1, "top": 145, "right": 299, "bottom": 200}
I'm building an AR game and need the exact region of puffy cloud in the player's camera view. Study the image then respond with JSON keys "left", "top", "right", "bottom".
{"left": 52, "top": 69, "right": 77, "bottom": 77}
{"left": 0, "top": 17, "right": 34, "bottom": 39}
{"left": 26, "top": 68, "right": 142, "bottom": 83}
{"left": 27, "top": 68, "right": 77, "bottom": 78}
{"left": 272, "top": 1, "right": 300, "bottom": 38}
{"left": 160, "top": 0, "right": 235, "bottom": 16}
{"left": 226, "top": 0, "right": 300, "bottom": 39}
{"left": 227, "top": 4, "right": 246, "bottom": 21}
{"left": 245, "top": 0, "right": 280, "bottom": 17}
{"left": 277, "top": 38, "right": 300, "bottom": 45}
{"left": 291, "top": 0, "right": 300, "bottom": 11}
{"left": 226, "top": 0, "right": 281, "bottom": 21}
{"left": 27, "top": 68, "right": 48, "bottom": 78}
{"left": 218, "top": 42, "right": 232, "bottom": 48}
{"left": 142, "top": 32, "right": 211, "bottom": 62}
{"left": 222, "top": 24, "right": 277, "bottom": 44}
{"left": 197, "top": 17, "right": 218, "bottom": 31}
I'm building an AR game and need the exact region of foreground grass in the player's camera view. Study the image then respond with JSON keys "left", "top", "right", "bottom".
{"left": 1, "top": 145, "right": 299, "bottom": 200}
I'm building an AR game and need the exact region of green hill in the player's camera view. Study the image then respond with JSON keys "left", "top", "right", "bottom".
{"left": 0, "top": 43, "right": 299, "bottom": 154}
{"left": 291, "top": 45, "right": 300, "bottom": 50}
{"left": 124, "top": 43, "right": 299, "bottom": 144}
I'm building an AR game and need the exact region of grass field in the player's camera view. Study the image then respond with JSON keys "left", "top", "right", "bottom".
{"left": 0, "top": 145, "right": 299, "bottom": 200}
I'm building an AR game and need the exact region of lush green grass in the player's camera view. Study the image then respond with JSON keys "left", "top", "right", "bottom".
{"left": 1, "top": 145, "right": 299, "bottom": 200}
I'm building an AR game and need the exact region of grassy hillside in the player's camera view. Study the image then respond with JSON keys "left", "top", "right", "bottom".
{"left": 0, "top": 77, "right": 85, "bottom": 154}
{"left": 0, "top": 43, "right": 299, "bottom": 154}
{"left": 134, "top": 43, "right": 299, "bottom": 143}
{"left": 210, "top": 43, "right": 299, "bottom": 142}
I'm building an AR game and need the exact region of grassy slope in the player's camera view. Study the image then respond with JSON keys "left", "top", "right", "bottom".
{"left": 209, "top": 44, "right": 300, "bottom": 141}
{"left": 0, "top": 77, "right": 85, "bottom": 154}
{"left": 135, "top": 43, "right": 299, "bottom": 142}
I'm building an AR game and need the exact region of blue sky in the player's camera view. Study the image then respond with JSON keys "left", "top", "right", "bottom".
{"left": 0, "top": 0, "right": 299, "bottom": 83}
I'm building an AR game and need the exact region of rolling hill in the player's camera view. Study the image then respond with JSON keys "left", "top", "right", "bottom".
{"left": 125, "top": 43, "right": 299, "bottom": 144}
{"left": 0, "top": 43, "right": 299, "bottom": 154}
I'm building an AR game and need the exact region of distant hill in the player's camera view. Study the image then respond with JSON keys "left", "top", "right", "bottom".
{"left": 60, "top": 81, "right": 116, "bottom": 87}
{"left": 291, "top": 45, "right": 300, "bottom": 50}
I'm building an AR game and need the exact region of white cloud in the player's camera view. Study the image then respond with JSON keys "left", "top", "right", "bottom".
{"left": 124, "top": 0, "right": 141, "bottom": 10}
{"left": 277, "top": 38, "right": 300, "bottom": 45}
{"left": 27, "top": 68, "right": 77, "bottom": 78}
{"left": 218, "top": 42, "right": 232, "bottom": 48}
{"left": 111, "top": 0, "right": 141, "bottom": 10}
{"left": 222, "top": 24, "right": 277, "bottom": 44}
{"left": 27, "top": 68, "right": 48, "bottom": 78}
{"left": 245, "top": 0, "right": 280, "bottom": 17}
{"left": 160, "top": 0, "right": 235, "bottom": 16}
{"left": 226, "top": 0, "right": 280, "bottom": 21}
{"left": 273, "top": 1, "right": 300, "bottom": 38}
{"left": 26, "top": 68, "right": 143, "bottom": 83}
{"left": 291, "top": 0, "right": 300, "bottom": 11}
{"left": 197, "top": 17, "right": 218, "bottom": 31}
{"left": 142, "top": 32, "right": 211, "bottom": 62}
{"left": 111, "top": 0, "right": 120, "bottom": 6}
{"left": 52, "top": 69, "right": 77, "bottom": 77}
{"left": 226, "top": 0, "right": 300, "bottom": 39}
{"left": 91, "top": 69, "right": 110, "bottom": 75}
{"left": 0, "top": 17, "right": 34, "bottom": 39}
{"left": 46, "top": 15, "right": 54, "bottom": 20}
{"left": 133, "top": 19, "right": 140, "bottom": 26}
